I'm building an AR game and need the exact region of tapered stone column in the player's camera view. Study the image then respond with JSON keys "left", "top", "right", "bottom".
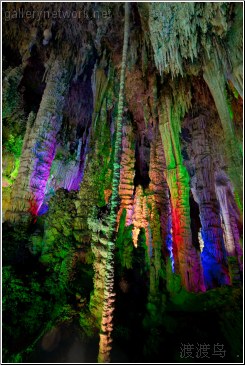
{"left": 6, "top": 58, "right": 68, "bottom": 222}
{"left": 184, "top": 114, "right": 231, "bottom": 288}
{"left": 158, "top": 95, "right": 205, "bottom": 292}
{"left": 203, "top": 51, "right": 243, "bottom": 207}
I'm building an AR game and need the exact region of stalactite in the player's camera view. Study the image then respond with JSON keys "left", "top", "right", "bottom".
{"left": 2, "top": 3, "right": 243, "bottom": 364}
{"left": 98, "top": 3, "right": 130, "bottom": 362}
{"left": 92, "top": 54, "right": 110, "bottom": 136}
{"left": 88, "top": 209, "right": 111, "bottom": 325}
{"left": 131, "top": 186, "right": 150, "bottom": 249}
{"left": 77, "top": 94, "right": 113, "bottom": 323}
{"left": 148, "top": 2, "right": 228, "bottom": 77}
{"left": 73, "top": 59, "right": 114, "bottom": 328}
{"left": 5, "top": 58, "right": 68, "bottom": 222}
{"left": 183, "top": 114, "right": 231, "bottom": 288}
{"left": 117, "top": 121, "right": 135, "bottom": 226}
{"left": 158, "top": 86, "right": 205, "bottom": 292}
{"left": 147, "top": 199, "right": 163, "bottom": 299}
{"left": 215, "top": 171, "right": 243, "bottom": 277}
{"left": 203, "top": 49, "right": 243, "bottom": 207}
{"left": 148, "top": 125, "right": 170, "bottom": 261}
{"left": 215, "top": 178, "right": 236, "bottom": 256}
{"left": 226, "top": 2, "right": 243, "bottom": 97}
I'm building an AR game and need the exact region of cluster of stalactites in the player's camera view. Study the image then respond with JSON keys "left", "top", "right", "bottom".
{"left": 148, "top": 2, "right": 229, "bottom": 77}
{"left": 158, "top": 79, "right": 192, "bottom": 164}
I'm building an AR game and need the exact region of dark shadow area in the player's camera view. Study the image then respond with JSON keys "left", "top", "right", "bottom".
{"left": 189, "top": 191, "right": 202, "bottom": 250}
{"left": 133, "top": 135, "right": 151, "bottom": 190}
{"left": 19, "top": 56, "right": 46, "bottom": 114}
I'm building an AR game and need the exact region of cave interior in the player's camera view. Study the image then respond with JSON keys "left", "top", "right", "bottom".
{"left": 1, "top": 1, "right": 243, "bottom": 363}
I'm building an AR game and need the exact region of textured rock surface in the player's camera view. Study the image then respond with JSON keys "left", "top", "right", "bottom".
{"left": 2, "top": 2, "right": 243, "bottom": 363}
{"left": 158, "top": 87, "right": 205, "bottom": 292}
{"left": 203, "top": 51, "right": 243, "bottom": 206}
{"left": 2, "top": 1, "right": 242, "bottom": 294}
{"left": 117, "top": 122, "right": 135, "bottom": 226}
{"left": 5, "top": 58, "right": 68, "bottom": 221}
{"left": 183, "top": 114, "right": 230, "bottom": 288}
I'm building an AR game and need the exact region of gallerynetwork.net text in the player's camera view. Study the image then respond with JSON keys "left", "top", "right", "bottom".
{"left": 4, "top": 8, "right": 112, "bottom": 22}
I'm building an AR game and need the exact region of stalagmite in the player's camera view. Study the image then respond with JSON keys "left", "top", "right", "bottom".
{"left": 2, "top": 3, "right": 243, "bottom": 363}
{"left": 117, "top": 122, "right": 135, "bottom": 226}
{"left": 203, "top": 50, "right": 243, "bottom": 206}
{"left": 158, "top": 91, "right": 205, "bottom": 292}
{"left": 98, "top": 3, "right": 130, "bottom": 362}
{"left": 148, "top": 125, "right": 170, "bottom": 259}
{"left": 6, "top": 58, "right": 68, "bottom": 222}
{"left": 215, "top": 171, "right": 243, "bottom": 276}
{"left": 183, "top": 114, "right": 230, "bottom": 288}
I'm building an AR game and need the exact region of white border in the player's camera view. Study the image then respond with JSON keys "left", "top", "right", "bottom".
{"left": 0, "top": 1, "right": 244, "bottom": 364}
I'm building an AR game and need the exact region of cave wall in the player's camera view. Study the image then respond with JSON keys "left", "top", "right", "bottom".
{"left": 2, "top": 1, "right": 243, "bottom": 363}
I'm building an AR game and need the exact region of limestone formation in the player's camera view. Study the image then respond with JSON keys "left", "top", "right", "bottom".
{"left": 2, "top": 2, "right": 243, "bottom": 363}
